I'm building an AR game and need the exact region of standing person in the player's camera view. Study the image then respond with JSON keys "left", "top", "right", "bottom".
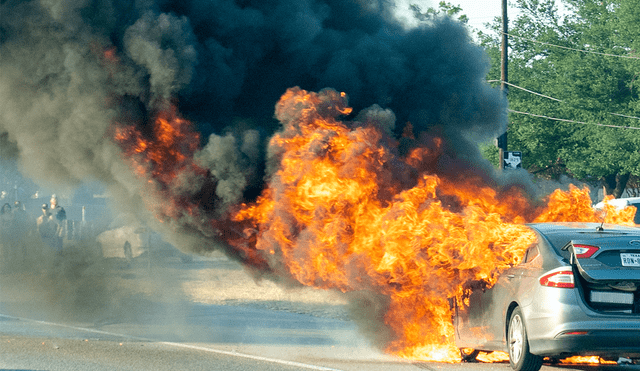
{"left": 49, "top": 195, "right": 66, "bottom": 251}
{"left": 0, "top": 203, "right": 12, "bottom": 220}
{"left": 0, "top": 203, "right": 13, "bottom": 269}
{"left": 37, "top": 203, "right": 52, "bottom": 240}
{"left": 49, "top": 195, "right": 66, "bottom": 222}
{"left": 12, "top": 201, "right": 25, "bottom": 212}
{"left": 12, "top": 201, "right": 30, "bottom": 231}
{"left": 37, "top": 203, "right": 60, "bottom": 253}
{"left": 12, "top": 201, "right": 31, "bottom": 265}
{"left": 0, "top": 203, "right": 13, "bottom": 239}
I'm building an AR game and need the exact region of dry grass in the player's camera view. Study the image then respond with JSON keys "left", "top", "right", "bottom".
{"left": 178, "top": 257, "right": 350, "bottom": 320}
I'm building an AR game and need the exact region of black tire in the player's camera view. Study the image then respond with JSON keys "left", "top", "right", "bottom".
{"left": 508, "top": 307, "right": 543, "bottom": 371}
{"left": 460, "top": 348, "right": 480, "bottom": 362}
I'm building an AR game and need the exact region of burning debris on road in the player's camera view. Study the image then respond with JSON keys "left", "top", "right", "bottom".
{"left": 0, "top": 0, "right": 635, "bottom": 363}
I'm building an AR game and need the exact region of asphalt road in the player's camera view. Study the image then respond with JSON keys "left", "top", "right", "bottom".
{"left": 0, "top": 299, "right": 408, "bottom": 371}
{"left": 2, "top": 253, "right": 640, "bottom": 371}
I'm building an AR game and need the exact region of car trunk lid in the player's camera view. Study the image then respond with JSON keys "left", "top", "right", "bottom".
{"left": 566, "top": 237, "right": 640, "bottom": 282}
{"left": 564, "top": 236, "right": 640, "bottom": 313}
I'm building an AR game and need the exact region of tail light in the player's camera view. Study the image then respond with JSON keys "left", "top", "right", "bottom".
{"left": 539, "top": 267, "right": 575, "bottom": 288}
{"left": 572, "top": 244, "right": 600, "bottom": 258}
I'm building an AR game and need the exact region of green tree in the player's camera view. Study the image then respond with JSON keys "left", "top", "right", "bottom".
{"left": 479, "top": 0, "right": 640, "bottom": 198}
{"left": 410, "top": 1, "right": 469, "bottom": 24}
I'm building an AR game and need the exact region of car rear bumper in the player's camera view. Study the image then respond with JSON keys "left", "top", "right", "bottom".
{"left": 523, "top": 288, "right": 640, "bottom": 357}
{"left": 530, "top": 329, "right": 640, "bottom": 357}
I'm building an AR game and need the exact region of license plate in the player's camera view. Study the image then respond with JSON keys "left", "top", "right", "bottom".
{"left": 621, "top": 253, "right": 640, "bottom": 267}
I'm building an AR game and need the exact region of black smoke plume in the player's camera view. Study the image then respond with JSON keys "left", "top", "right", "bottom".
{"left": 0, "top": 0, "right": 528, "bottom": 272}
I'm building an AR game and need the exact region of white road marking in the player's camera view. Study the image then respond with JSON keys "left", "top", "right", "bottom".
{"left": 0, "top": 313, "right": 344, "bottom": 371}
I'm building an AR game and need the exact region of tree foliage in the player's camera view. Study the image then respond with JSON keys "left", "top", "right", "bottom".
{"left": 410, "top": 1, "right": 469, "bottom": 24}
{"left": 477, "top": 0, "right": 640, "bottom": 198}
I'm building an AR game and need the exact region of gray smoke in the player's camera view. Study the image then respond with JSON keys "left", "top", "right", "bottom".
{"left": 194, "top": 130, "right": 261, "bottom": 213}
{"left": 124, "top": 11, "right": 197, "bottom": 101}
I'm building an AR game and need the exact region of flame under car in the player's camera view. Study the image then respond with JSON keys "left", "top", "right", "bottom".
{"left": 453, "top": 222, "right": 640, "bottom": 371}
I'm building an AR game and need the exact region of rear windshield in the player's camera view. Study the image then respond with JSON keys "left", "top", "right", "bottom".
{"left": 545, "top": 231, "right": 638, "bottom": 259}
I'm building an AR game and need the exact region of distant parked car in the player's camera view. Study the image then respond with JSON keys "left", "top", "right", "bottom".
{"left": 593, "top": 197, "right": 640, "bottom": 224}
{"left": 453, "top": 222, "right": 640, "bottom": 371}
{"left": 96, "top": 213, "right": 192, "bottom": 263}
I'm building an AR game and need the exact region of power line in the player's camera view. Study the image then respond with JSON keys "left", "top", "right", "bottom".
{"left": 486, "top": 31, "right": 640, "bottom": 129}
{"left": 508, "top": 109, "right": 640, "bottom": 130}
{"left": 488, "top": 79, "right": 640, "bottom": 122}
{"left": 487, "top": 80, "right": 562, "bottom": 101}
{"left": 610, "top": 112, "right": 640, "bottom": 120}
{"left": 505, "top": 32, "right": 640, "bottom": 60}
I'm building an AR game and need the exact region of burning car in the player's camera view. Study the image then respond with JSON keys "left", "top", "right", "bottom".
{"left": 453, "top": 222, "right": 640, "bottom": 371}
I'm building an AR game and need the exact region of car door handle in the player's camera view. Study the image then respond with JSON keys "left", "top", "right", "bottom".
{"left": 506, "top": 274, "right": 516, "bottom": 279}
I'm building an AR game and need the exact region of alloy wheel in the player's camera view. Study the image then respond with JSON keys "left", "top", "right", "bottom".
{"left": 509, "top": 312, "right": 524, "bottom": 364}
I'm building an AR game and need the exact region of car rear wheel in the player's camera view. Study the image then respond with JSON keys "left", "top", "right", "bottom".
{"left": 508, "top": 307, "right": 542, "bottom": 371}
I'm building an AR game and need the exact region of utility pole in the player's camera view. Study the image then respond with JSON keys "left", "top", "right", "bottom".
{"left": 498, "top": 0, "right": 508, "bottom": 169}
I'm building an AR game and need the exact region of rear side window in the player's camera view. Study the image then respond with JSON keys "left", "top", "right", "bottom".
{"left": 524, "top": 244, "right": 540, "bottom": 263}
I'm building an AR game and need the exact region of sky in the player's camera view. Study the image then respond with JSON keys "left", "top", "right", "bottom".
{"left": 454, "top": 0, "right": 515, "bottom": 31}
{"left": 394, "top": 0, "right": 521, "bottom": 33}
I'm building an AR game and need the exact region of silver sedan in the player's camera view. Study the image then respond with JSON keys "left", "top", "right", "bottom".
{"left": 453, "top": 222, "right": 640, "bottom": 371}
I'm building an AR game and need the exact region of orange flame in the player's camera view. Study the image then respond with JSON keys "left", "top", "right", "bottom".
{"left": 560, "top": 356, "right": 618, "bottom": 365}
{"left": 477, "top": 351, "right": 509, "bottom": 363}
{"left": 113, "top": 103, "right": 201, "bottom": 185}
{"left": 113, "top": 87, "right": 638, "bottom": 363}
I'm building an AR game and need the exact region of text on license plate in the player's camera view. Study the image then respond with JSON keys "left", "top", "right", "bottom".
{"left": 621, "top": 253, "right": 640, "bottom": 267}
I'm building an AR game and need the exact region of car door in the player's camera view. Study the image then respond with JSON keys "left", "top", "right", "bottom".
{"left": 455, "top": 243, "right": 539, "bottom": 350}
{"left": 454, "top": 281, "right": 490, "bottom": 349}
{"left": 481, "top": 243, "right": 542, "bottom": 348}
